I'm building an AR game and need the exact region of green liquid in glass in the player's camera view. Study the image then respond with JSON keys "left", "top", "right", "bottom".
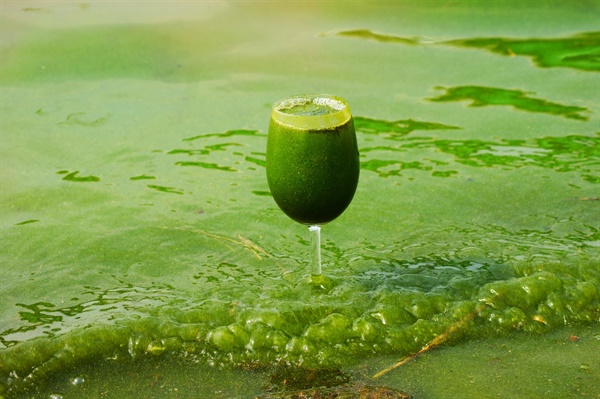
{"left": 266, "top": 95, "right": 360, "bottom": 226}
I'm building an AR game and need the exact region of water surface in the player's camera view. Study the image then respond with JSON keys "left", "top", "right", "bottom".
{"left": 1, "top": 1, "right": 599, "bottom": 398}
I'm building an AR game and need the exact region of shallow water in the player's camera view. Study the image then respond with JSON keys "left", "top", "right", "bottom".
{"left": 7, "top": 325, "right": 599, "bottom": 399}
{"left": 1, "top": 1, "right": 599, "bottom": 398}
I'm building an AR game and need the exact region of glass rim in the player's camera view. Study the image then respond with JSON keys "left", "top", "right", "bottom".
{"left": 271, "top": 94, "right": 352, "bottom": 130}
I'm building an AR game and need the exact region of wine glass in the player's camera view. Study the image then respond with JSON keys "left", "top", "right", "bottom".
{"left": 266, "top": 94, "right": 359, "bottom": 286}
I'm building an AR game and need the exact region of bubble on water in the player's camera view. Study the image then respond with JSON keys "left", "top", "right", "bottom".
{"left": 71, "top": 376, "right": 85, "bottom": 385}
{"left": 50, "top": 394, "right": 64, "bottom": 399}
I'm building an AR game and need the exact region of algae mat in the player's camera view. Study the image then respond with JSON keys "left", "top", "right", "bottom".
{"left": 1, "top": 1, "right": 599, "bottom": 398}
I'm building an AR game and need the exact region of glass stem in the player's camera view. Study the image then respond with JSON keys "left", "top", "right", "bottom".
{"left": 308, "top": 225, "right": 322, "bottom": 277}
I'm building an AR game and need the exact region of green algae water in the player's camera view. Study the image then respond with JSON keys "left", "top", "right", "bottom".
{"left": 1, "top": 1, "right": 599, "bottom": 398}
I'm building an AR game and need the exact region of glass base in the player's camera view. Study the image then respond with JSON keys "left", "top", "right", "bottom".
{"left": 309, "top": 273, "right": 334, "bottom": 292}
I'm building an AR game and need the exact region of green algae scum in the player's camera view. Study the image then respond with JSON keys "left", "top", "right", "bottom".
{"left": 1, "top": 1, "right": 599, "bottom": 398}
{"left": 267, "top": 95, "right": 360, "bottom": 225}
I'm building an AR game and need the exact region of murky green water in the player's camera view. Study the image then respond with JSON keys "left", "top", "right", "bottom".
{"left": 1, "top": 1, "right": 599, "bottom": 398}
